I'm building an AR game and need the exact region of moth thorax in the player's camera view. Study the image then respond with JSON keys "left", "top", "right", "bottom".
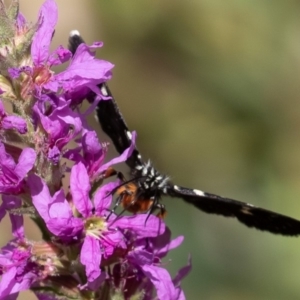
{"left": 135, "top": 161, "right": 170, "bottom": 193}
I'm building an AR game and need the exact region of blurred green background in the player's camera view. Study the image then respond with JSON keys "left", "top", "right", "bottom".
{"left": 11, "top": 0, "right": 300, "bottom": 299}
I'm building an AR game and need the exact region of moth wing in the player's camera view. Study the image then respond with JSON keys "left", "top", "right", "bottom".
{"left": 169, "top": 186, "right": 300, "bottom": 236}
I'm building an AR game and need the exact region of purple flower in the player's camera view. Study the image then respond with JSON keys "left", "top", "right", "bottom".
{"left": 64, "top": 130, "right": 137, "bottom": 180}
{"left": 172, "top": 256, "right": 192, "bottom": 300}
{"left": 28, "top": 0, "right": 71, "bottom": 93}
{"left": 0, "top": 101, "right": 27, "bottom": 134}
{"left": 119, "top": 228, "right": 190, "bottom": 300}
{"left": 0, "top": 241, "right": 37, "bottom": 300}
{"left": 31, "top": 0, "right": 60, "bottom": 67}
{"left": 32, "top": 0, "right": 113, "bottom": 97}
{"left": 33, "top": 95, "right": 82, "bottom": 164}
{"left": 0, "top": 0, "right": 190, "bottom": 298}
{"left": 11, "top": 0, "right": 113, "bottom": 104}
{"left": 54, "top": 42, "right": 113, "bottom": 97}
{"left": 63, "top": 130, "right": 108, "bottom": 179}
{"left": 0, "top": 197, "right": 36, "bottom": 300}
{"left": 0, "top": 143, "right": 36, "bottom": 194}
{"left": 0, "top": 237, "right": 66, "bottom": 300}
{"left": 28, "top": 162, "right": 165, "bottom": 283}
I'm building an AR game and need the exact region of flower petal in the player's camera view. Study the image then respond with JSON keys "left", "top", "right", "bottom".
{"left": 27, "top": 174, "right": 52, "bottom": 221}
{"left": 14, "top": 148, "right": 36, "bottom": 179}
{"left": 98, "top": 131, "right": 137, "bottom": 173}
{"left": 113, "top": 214, "right": 165, "bottom": 238}
{"left": 0, "top": 266, "right": 37, "bottom": 300}
{"left": 173, "top": 255, "right": 191, "bottom": 287}
{"left": 2, "top": 196, "right": 24, "bottom": 239}
{"left": 94, "top": 181, "right": 120, "bottom": 214}
{"left": 129, "top": 249, "right": 153, "bottom": 265}
{"left": 153, "top": 228, "right": 184, "bottom": 258}
{"left": 70, "top": 162, "right": 92, "bottom": 217}
{"left": 56, "top": 43, "right": 113, "bottom": 82}
{"left": 80, "top": 236, "right": 101, "bottom": 282}
{"left": 31, "top": 0, "right": 58, "bottom": 65}
{"left": 48, "top": 189, "right": 72, "bottom": 219}
{"left": 0, "top": 267, "right": 18, "bottom": 299}
{"left": 47, "top": 217, "right": 83, "bottom": 237}
{"left": 2, "top": 115, "right": 27, "bottom": 134}
{"left": 142, "top": 265, "right": 177, "bottom": 300}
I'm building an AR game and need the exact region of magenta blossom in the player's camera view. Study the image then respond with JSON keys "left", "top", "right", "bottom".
{"left": 0, "top": 101, "right": 27, "bottom": 134}
{"left": 0, "top": 196, "right": 58, "bottom": 300}
{"left": 28, "top": 162, "right": 166, "bottom": 283}
{"left": 109, "top": 227, "right": 190, "bottom": 300}
{"left": 0, "top": 0, "right": 190, "bottom": 298}
{"left": 0, "top": 240, "right": 37, "bottom": 300}
{"left": 65, "top": 130, "right": 137, "bottom": 180}
{"left": 9, "top": 0, "right": 113, "bottom": 106}
{"left": 33, "top": 95, "right": 82, "bottom": 164}
{"left": 0, "top": 143, "right": 36, "bottom": 194}
{"left": 30, "top": 0, "right": 113, "bottom": 97}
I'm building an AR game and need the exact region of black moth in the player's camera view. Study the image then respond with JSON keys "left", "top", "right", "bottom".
{"left": 68, "top": 30, "right": 300, "bottom": 236}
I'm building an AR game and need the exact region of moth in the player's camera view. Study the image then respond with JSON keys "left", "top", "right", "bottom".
{"left": 68, "top": 31, "right": 300, "bottom": 236}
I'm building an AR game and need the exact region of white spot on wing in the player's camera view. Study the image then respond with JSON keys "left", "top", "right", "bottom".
{"left": 101, "top": 85, "right": 108, "bottom": 97}
{"left": 126, "top": 131, "right": 132, "bottom": 140}
{"left": 174, "top": 185, "right": 180, "bottom": 191}
{"left": 70, "top": 30, "right": 80, "bottom": 37}
{"left": 240, "top": 207, "right": 253, "bottom": 215}
{"left": 193, "top": 189, "right": 205, "bottom": 196}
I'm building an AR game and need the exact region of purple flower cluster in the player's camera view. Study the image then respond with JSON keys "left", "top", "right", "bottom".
{"left": 0, "top": 0, "right": 190, "bottom": 299}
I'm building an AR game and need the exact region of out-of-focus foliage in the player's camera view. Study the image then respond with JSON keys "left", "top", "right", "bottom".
{"left": 14, "top": 1, "right": 300, "bottom": 299}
